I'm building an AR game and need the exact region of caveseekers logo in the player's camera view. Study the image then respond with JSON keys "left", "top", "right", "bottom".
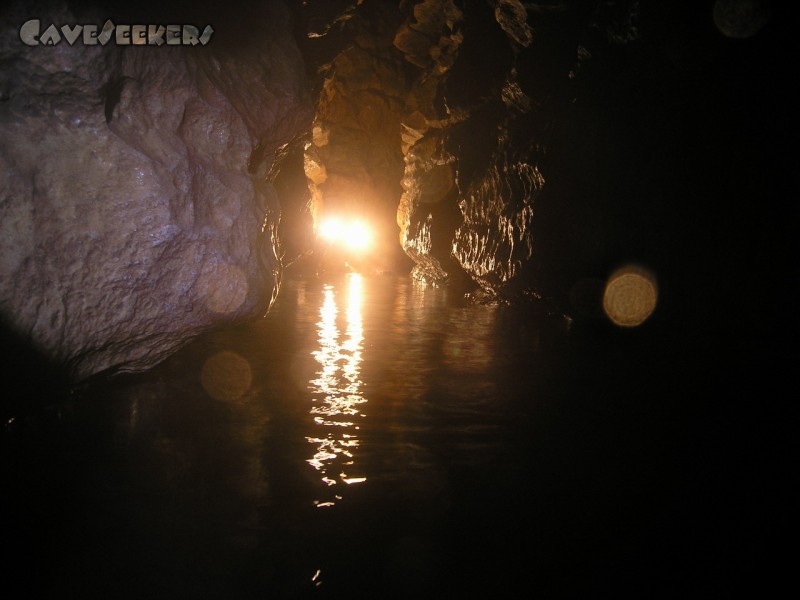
{"left": 19, "top": 19, "right": 214, "bottom": 46}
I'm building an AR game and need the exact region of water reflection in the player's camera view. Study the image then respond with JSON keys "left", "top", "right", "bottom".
{"left": 306, "top": 273, "right": 368, "bottom": 505}
{"left": 5, "top": 267, "right": 692, "bottom": 598}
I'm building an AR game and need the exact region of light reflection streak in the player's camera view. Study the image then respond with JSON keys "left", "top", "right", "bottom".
{"left": 306, "top": 273, "right": 367, "bottom": 505}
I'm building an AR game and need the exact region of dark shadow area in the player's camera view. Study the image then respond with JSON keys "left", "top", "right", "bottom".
{"left": 2, "top": 270, "right": 788, "bottom": 598}
{"left": 1, "top": 1, "right": 791, "bottom": 597}
{"left": 1, "top": 321, "right": 77, "bottom": 597}
{"left": 0, "top": 320, "right": 73, "bottom": 431}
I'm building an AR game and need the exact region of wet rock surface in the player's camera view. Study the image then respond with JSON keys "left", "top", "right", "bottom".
{"left": 304, "top": 0, "right": 790, "bottom": 326}
{"left": 0, "top": 0, "right": 791, "bottom": 381}
{"left": 0, "top": 1, "right": 790, "bottom": 596}
{"left": 0, "top": 0, "right": 311, "bottom": 379}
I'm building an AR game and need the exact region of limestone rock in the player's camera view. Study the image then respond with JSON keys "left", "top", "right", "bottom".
{"left": 0, "top": 1, "right": 311, "bottom": 380}
{"left": 494, "top": 0, "right": 533, "bottom": 48}
{"left": 453, "top": 155, "right": 543, "bottom": 291}
{"left": 393, "top": 0, "right": 465, "bottom": 285}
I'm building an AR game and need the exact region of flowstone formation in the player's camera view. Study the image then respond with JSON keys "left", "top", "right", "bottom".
{"left": 304, "top": 0, "right": 783, "bottom": 329}
{"left": 0, "top": 0, "right": 311, "bottom": 379}
{"left": 303, "top": 0, "right": 583, "bottom": 295}
{"left": 394, "top": 0, "right": 586, "bottom": 295}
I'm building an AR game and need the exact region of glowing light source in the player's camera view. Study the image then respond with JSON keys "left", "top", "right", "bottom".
{"left": 319, "top": 217, "right": 342, "bottom": 242}
{"left": 317, "top": 216, "right": 372, "bottom": 251}
{"left": 344, "top": 220, "right": 371, "bottom": 251}
{"left": 603, "top": 265, "right": 658, "bottom": 327}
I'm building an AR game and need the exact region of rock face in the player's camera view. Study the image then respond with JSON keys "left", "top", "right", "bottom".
{"left": 304, "top": 0, "right": 566, "bottom": 292}
{"left": 394, "top": 0, "right": 466, "bottom": 286}
{"left": 0, "top": 1, "right": 311, "bottom": 379}
{"left": 0, "top": 0, "right": 788, "bottom": 380}
{"left": 305, "top": 0, "right": 788, "bottom": 332}
{"left": 394, "top": 0, "right": 575, "bottom": 294}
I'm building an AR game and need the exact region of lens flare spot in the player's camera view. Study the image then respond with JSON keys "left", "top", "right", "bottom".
{"left": 603, "top": 266, "right": 658, "bottom": 327}
{"left": 201, "top": 351, "right": 252, "bottom": 402}
{"left": 199, "top": 262, "right": 248, "bottom": 314}
{"left": 713, "top": 0, "right": 770, "bottom": 39}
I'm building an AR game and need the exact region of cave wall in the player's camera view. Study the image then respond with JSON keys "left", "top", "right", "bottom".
{"left": 301, "top": 0, "right": 593, "bottom": 293}
{"left": 0, "top": 0, "right": 312, "bottom": 379}
{"left": 299, "top": 0, "right": 579, "bottom": 290}
{"left": 0, "top": 0, "right": 787, "bottom": 380}
{"left": 302, "top": 0, "right": 788, "bottom": 332}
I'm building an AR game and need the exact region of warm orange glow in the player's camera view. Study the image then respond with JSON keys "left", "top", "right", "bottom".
{"left": 306, "top": 273, "right": 368, "bottom": 506}
{"left": 317, "top": 216, "right": 372, "bottom": 251}
{"left": 319, "top": 217, "right": 342, "bottom": 242}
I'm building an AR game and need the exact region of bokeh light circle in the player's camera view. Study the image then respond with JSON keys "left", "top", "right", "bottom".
{"left": 713, "top": 0, "right": 770, "bottom": 39}
{"left": 200, "top": 351, "right": 252, "bottom": 402}
{"left": 603, "top": 266, "right": 658, "bottom": 327}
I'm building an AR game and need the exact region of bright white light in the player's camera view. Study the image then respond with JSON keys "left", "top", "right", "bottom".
{"left": 344, "top": 221, "right": 371, "bottom": 250}
{"left": 318, "top": 217, "right": 371, "bottom": 252}
{"left": 319, "top": 217, "right": 343, "bottom": 242}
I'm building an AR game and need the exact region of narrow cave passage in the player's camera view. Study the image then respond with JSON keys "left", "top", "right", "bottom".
{"left": 0, "top": 0, "right": 789, "bottom": 597}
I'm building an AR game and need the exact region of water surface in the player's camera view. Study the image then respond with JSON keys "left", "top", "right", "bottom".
{"left": 2, "top": 271, "right": 762, "bottom": 598}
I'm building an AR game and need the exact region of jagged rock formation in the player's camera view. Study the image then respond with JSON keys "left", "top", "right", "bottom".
{"left": 301, "top": 0, "right": 786, "bottom": 330}
{"left": 305, "top": 0, "right": 576, "bottom": 293}
{"left": 392, "top": 0, "right": 564, "bottom": 292}
{"left": 0, "top": 0, "right": 786, "bottom": 380}
{"left": 394, "top": 0, "right": 466, "bottom": 286}
{"left": 0, "top": 0, "right": 311, "bottom": 379}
